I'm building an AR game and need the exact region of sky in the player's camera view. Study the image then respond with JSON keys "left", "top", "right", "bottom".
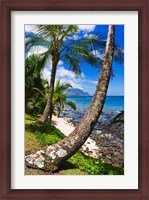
{"left": 25, "top": 25, "right": 124, "bottom": 96}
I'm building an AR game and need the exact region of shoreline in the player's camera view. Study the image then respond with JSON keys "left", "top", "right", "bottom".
{"left": 52, "top": 115, "right": 99, "bottom": 158}
{"left": 52, "top": 112, "right": 124, "bottom": 168}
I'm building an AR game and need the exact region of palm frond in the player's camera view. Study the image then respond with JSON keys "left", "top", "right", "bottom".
{"left": 59, "top": 84, "right": 72, "bottom": 91}
{"left": 60, "top": 25, "right": 79, "bottom": 42}
{"left": 72, "top": 34, "right": 106, "bottom": 52}
{"left": 65, "top": 101, "right": 76, "bottom": 110}
{"left": 33, "top": 87, "right": 47, "bottom": 99}
{"left": 54, "top": 84, "right": 72, "bottom": 94}
{"left": 53, "top": 79, "right": 75, "bottom": 113}
{"left": 54, "top": 80, "right": 72, "bottom": 96}
{"left": 39, "top": 49, "right": 52, "bottom": 70}
{"left": 25, "top": 33, "right": 49, "bottom": 55}
{"left": 54, "top": 79, "right": 60, "bottom": 93}
{"left": 32, "top": 25, "right": 77, "bottom": 42}
{"left": 25, "top": 54, "right": 43, "bottom": 78}
{"left": 32, "top": 25, "right": 57, "bottom": 41}
{"left": 62, "top": 54, "right": 81, "bottom": 75}
{"left": 62, "top": 48, "right": 103, "bottom": 70}
{"left": 60, "top": 35, "right": 105, "bottom": 70}
{"left": 113, "top": 46, "right": 124, "bottom": 64}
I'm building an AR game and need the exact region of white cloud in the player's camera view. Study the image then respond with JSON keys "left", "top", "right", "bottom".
{"left": 25, "top": 25, "right": 36, "bottom": 32}
{"left": 72, "top": 34, "right": 81, "bottom": 40}
{"left": 41, "top": 63, "right": 98, "bottom": 95}
{"left": 80, "top": 72, "right": 85, "bottom": 78}
{"left": 59, "top": 77, "right": 83, "bottom": 90}
{"left": 92, "top": 50, "right": 104, "bottom": 60}
{"left": 41, "top": 67, "right": 51, "bottom": 82}
{"left": 90, "top": 80, "right": 98, "bottom": 85}
{"left": 41, "top": 65, "right": 83, "bottom": 89}
{"left": 56, "top": 67, "right": 76, "bottom": 79}
{"left": 84, "top": 33, "right": 95, "bottom": 37}
{"left": 78, "top": 25, "right": 96, "bottom": 33}
{"left": 58, "top": 60, "right": 64, "bottom": 66}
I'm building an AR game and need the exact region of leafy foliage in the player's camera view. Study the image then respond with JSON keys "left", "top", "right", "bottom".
{"left": 25, "top": 114, "right": 124, "bottom": 175}
{"left": 53, "top": 80, "right": 76, "bottom": 116}
{"left": 25, "top": 25, "right": 107, "bottom": 75}
{"left": 30, "top": 79, "right": 76, "bottom": 117}
{"left": 25, "top": 25, "right": 124, "bottom": 122}
{"left": 69, "top": 152, "right": 124, "bottom": 175}
{"left": 25, "top": 54, "right": 48, "bottom": 114}
{"left": 25, "top": 118, "right": 65, "bottom": 146}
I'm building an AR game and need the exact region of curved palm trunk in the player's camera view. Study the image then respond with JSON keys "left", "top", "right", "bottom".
{"left": 38, "top": 54, "right": 59, "bottom": 124}
{"left": 26, "top": 25, "right": 115, "bottom": 172}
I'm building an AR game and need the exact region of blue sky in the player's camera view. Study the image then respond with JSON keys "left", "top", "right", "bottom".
{"left": 25, "top": 25, "right": 124, "bottom": 96}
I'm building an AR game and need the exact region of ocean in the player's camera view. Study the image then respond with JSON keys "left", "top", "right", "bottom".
{"left": 66, "top": 96, "right": 124, "bottom": 112}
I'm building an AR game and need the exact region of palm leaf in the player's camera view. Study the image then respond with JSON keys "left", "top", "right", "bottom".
{"left": 113, "top": 46, "right": 124, "bottom": 64}
{"left": 60, "top": 25, "right": 79, "bottom": 42}
{"left": 25, "top": 33, "right": 49, "bottom": 55}
{"left": 65, "top": 101, "right": 76, "bottom": 110}
{"left": 62, "top": 54, "right": 81, "bottom": 75}
{"left": 54, "top": 79, "right": 60, "bottom": 93}
{"left": 72, "top": 34, "right": 106, "bottom": 52}
{"left": 32, "top": 25, "right": 57, "bottom": 41}
{"left": 33, "top": 87, "right": 47, "bottom": 99}
{"left": 39, "top": 49, "right": 52, "bottom": 70}
{"left": 54, "top": 80, "right": 72, "bottom": 93}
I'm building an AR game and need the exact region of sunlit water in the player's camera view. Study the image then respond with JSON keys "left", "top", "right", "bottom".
{"left": 66, "top": 96, "right": 124, "bottom": 112}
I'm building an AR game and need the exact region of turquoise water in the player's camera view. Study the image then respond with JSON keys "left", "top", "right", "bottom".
{"left": 66, "top": 96, "right": 124, "bottom": 112}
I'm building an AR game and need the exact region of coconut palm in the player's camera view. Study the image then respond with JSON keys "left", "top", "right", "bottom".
{"left": 53, "top": 79, "right": 76, "bottom": 117}
{"left": 25, "top": 25, "right": 106, "bottom": 124}
{"left": 25, "top": 54, "right": 47, "bottom": 114}
{"left": 32, "top": 79, "right": 76, "bottom": 117}
{"left": 25, "top": 25, "right": 116, "bottom": 172}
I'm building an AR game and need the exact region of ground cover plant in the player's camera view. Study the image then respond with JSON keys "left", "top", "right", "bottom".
{"left": 25, "top": 114, "right": 124, "bottom": 175}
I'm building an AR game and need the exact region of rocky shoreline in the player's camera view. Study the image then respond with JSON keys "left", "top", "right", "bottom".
{"left": 60, "top": 109, "right": 124, "bottom": 168}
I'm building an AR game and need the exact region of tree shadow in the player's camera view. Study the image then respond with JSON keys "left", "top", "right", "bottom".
{"left": 56, "top": 161, "right": 77, "bottom": 172}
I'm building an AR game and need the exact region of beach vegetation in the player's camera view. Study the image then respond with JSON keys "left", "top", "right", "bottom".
{"left": 25, "top": 114, "right": 124, "bottom": 175}
{"left": 28, "top": 79, "right": 76, "bottom": 117}
{"left": 25, "top": 25, "right": 120, "bottom": 173}
{"left": 25, "top": 54, "right": 48, "bottom": 114}
{"left": 53, "top": 79, "right": 76, "bottom": 117}
{"left": 25, "top": 25, "right": 105, "bottom": 124}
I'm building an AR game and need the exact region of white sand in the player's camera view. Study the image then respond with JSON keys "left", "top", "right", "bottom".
{"left": 52, "top": 115, "right": 99, "bottom": 158}
{"left": 52, "top": 115, "right": 74, "bottom": 136}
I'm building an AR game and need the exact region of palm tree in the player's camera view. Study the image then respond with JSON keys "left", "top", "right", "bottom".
{"left": 32, "top": 79, "right": 76, "bottom": 117}
{"left": 25, "top": 25, "right": 116, "bottom": 172}
{"left": 25, "top": 25, "right": 105, "bottom": 124}
{"left": 53, "top": 79, "right": 76, "bottom": 117}
{"left": 25, "top": 54, "right": 47, "bottom": 114}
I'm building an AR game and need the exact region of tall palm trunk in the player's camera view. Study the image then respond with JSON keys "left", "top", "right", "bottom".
{"left": 26, "top": 25, "right": 115, "bottom": 172}
{"left": 38, "top": 52, "right": 59, "bottom": 124}
{"left": 57, "top": 107, "right": 61, "bottom": 118}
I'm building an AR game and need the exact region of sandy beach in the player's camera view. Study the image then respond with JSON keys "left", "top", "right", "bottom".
{"left": 52, "top": 115, "right": 99, "bottom": 158}
{"left": 51, "top": 113, "right": 124, "bottom": 167}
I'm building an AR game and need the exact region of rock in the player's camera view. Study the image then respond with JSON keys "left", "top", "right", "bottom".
{"left": 113, "top": 152, "right": 119, "bottom": 156}
{"left": 61, "top": 109, "right": 124, "bottom": 167}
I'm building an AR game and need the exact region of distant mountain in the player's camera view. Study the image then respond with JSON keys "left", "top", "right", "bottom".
{"left": 66, "top": 88, "right": 90, "bottom": 97}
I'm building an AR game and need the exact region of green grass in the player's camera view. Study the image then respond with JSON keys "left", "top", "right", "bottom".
{"left": 26, "top": 122, "right": 65, "bottom": 146}
{"left": 25, "top": 131, "right": 42, "bottom": 152}
{"left": 25, "top": 114, "right": 124, "bottom": 175}
{"left": 25, "top": 114, "right": 65, "bottom": 149}
{"left": 69, "top": 152, "right": 124, "bottom": 175}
